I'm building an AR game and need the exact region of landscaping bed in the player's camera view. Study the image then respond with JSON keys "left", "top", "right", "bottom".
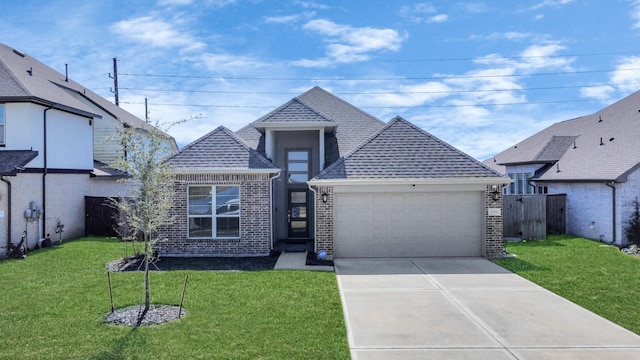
{"left": 106, "top": 251, "right": 281, "bottom": 272}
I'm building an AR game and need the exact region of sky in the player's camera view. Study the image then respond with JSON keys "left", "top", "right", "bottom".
{"left": 2, "top": 0, "right": 640, "bottom": 161}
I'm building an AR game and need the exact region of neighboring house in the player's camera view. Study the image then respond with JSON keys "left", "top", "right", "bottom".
{"left": 484, "top": 90, "right": 640, "bottom": 246}
{"left": 159, "top": 87, "right": 508, "bottom": 259}
{"left": 0, "top": 42, "right": 176, "bottom": 256}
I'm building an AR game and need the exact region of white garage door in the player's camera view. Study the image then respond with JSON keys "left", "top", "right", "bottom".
{"left": 333, "top": 192, "right": 483, "bottom": 258}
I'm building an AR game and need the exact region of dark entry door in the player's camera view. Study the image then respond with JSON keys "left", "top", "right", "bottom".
{"left": 288, "top": 190, "right": 309, "bottom": 238}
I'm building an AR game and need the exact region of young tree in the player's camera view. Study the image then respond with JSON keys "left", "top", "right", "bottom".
{"left": 110, "top": 121, "right": 177, "bottom": 315}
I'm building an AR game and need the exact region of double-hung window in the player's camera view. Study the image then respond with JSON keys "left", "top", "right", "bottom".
{"left": 188, "top": 185, "right": 240, "bottom": 238}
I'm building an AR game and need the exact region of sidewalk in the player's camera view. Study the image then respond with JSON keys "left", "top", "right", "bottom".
{"left": 274, "top": 251, "right": 334, "bottom": 271}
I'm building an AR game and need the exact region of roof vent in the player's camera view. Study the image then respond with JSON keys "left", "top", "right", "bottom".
{"left": 600, "top": 137, "right": 604, "bottom": 146}
{"left": 609, "top": 137, "right": 615, "bottom": 142}
{"left": 26, "top": 67, "right": 32, "bottom": 76}
{"left": 573, "top": 141, "right": 577, "bottom": 149}
{"left": 598, "top": 115, "right": 603, "bottom": 123}
{"left": 12, "top": 49, "right": 26, "bottom": 58}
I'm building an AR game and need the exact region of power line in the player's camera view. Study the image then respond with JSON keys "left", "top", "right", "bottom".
{"left": 118, "top": 67, "right": 640, "bottom": 82}
{"left": 115, "top": 81, "right": 640, "bottom": 96}
{"left": 121, "top": 98, "right": 598, "bottom": 109}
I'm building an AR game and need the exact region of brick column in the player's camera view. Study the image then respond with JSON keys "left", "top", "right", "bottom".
{"left": 313, "top": 185, "right": 334, "bottom": 258}
{"left": 485, "top": 184, "right": 505, "bottom": 258}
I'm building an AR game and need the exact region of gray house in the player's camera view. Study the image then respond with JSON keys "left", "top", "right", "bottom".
{"left": 159, "top": 87, "right": 508, "bottom": 259}
{"left": 485, "top": 89, "right": 640, "bottom": 246}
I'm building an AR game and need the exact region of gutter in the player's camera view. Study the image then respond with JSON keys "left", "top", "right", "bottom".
{"left": 42, "top": 106, "right": 53, "bottom": 240}
{"left": 605, "top": 181, "right": 616, "bottom": 244}
{"left": 268, "top": 171, "right": 281, "bottom": 251}
{"left": 308, "top": 184, "right": 318, "bottom": 254}
{"left": 1, "top": 177, "right": 11, "bottom": 250}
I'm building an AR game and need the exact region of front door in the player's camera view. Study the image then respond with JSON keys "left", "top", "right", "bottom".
{"left": 288, "top": 190, "right": 309, "bottom": 238}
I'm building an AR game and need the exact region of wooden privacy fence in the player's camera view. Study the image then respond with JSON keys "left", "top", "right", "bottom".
{"left": 503, "top": 194, "right": 566, "bottom": 240}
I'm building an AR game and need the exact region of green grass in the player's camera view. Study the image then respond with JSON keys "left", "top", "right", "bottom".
{"left": 0, "top": 238, "right": 349, "bottom": 359}
{"left": 493, "top": 234, "right": 640, "bottom": 335}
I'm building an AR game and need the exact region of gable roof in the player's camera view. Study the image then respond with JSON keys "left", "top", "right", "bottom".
{"left": 252, "top": 98, "right": 335, "bottom": 126}
{"left": 0, "top": 42, "right": 158, "bottom": 134}
{"left": 486, "top": 89, "right": 640, "bottom": 182}
{"left": 236, "top": 86, "right": 385, "bottom": 158}
{"left": 0, "top": 150, "right": 38, "bottom": 176}
{"left": 312, "top": 116, "right": 503, "bottom": 181}
{"left": 168, "top": 126, "right": 278, "bottom": 173}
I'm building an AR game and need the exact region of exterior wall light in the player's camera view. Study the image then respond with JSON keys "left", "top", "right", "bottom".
{"left": 321, "top": 192, "right": 328, "bottom": 203}
{"left": 490, "top": 185, "right": 500, "bottom": 202}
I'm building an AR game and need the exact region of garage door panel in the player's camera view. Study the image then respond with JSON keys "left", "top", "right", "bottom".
{"left": 334, "top": 192, "right": 483, "bottom": 258}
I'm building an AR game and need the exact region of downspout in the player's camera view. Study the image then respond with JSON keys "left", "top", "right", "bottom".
{"left": 269, "top": 171, "right": 281, "bottom": 251}
{"left": 308, "top": 184, "right": 318, "bottom": 253}
{"left": 1, "top": 177, "right": 11, "bottom": 249}
{"left": 42, "top": 106, "right": 53, "bottom": 240}
{"left": 605, "top": 181, "right": 616, "bottom": 244}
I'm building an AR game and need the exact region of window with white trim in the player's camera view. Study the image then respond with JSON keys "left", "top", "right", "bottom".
{"left": 188, "top": 185, "right": 240, "bottom": 238}
{"left": 508, "top": 173, "right": 534, "bottom": 194}
{"left": 0, "top": 104, "right": 5, "bottom": 145}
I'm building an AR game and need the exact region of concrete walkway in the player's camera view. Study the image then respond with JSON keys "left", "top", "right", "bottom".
{"left": 335, "top": 258, "right": 640, "bottom": 360}
{"left": 274, "top": 251, "right": 334, "bottom": 271}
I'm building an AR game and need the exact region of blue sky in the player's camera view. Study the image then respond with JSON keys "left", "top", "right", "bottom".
{"left": 3, "top": 0, "right": 640, "bottom": 160}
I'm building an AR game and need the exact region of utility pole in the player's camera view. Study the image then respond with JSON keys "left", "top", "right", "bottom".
{"left": 145, "top": 97, "right": 149, "bottom": 123}
{"left": 109, "top": 58, "right": 119, "bottom": 106}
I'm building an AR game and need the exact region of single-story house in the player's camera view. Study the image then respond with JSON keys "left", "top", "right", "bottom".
{"left": 158, "top": 87, "right": 509, "bottom": 259}
{"left": 484, "top": 89, "right": 640, "bottom": 246}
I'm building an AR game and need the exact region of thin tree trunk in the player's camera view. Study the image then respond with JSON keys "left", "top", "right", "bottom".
{"left": 144, "top": 232, "right": 150, "bottom": 312}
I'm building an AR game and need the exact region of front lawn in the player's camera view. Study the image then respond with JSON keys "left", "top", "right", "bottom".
{"left": 493, "top": 235, "right": 640, "bottom": 335}
{"left": 0, "top": 238, "right": 349, "bottom": 359}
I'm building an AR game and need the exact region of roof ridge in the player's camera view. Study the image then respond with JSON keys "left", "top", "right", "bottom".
{"left": 298, "top": 86, "right": 384, "bottom": 125}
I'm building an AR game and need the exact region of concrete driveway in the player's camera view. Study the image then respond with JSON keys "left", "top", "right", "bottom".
{"left": 335, "top": 258, "right": 640, "bottom": 359}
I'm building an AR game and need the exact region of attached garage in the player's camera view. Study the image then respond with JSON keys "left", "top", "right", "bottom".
{"left": 333, "top": 189, "right": 484, "bottom": 258}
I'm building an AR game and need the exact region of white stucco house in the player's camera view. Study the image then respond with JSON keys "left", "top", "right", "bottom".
{"left": 485, "top": 90, "right": 640, "bottom": 246}
{"left": 0, "top": 42, "right": 176, "bottom": 256}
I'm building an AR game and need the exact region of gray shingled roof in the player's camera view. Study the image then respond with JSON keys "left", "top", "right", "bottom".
{"left": 252, "top": 98, "right": 335, "bottom": 124}
{"left": 313, "top": 117, "right": 503, "bottom": 180}
{"left": 236, "top": 87, "right": 385, "bottom": 161}
{"left": 485, "top": 89, "right": 640, "bottom": 182}
{"left": 168, "top": 126, "right": 278, "bottom": 172}
{"left": 0, "top": 42, "right": 158, "bottom": 134}
{"left": 0, "top": 150, "right": 38, "bottom": 175}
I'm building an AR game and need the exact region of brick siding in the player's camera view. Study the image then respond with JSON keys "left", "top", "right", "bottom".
{"left": 157, "top": 173, "right": 273, "bottom": 256}
{"left": 313, "top": 186, "right": 334, "bottom": 256}
{"left": 485, "top": 184, "right": 506, "bottom": 258}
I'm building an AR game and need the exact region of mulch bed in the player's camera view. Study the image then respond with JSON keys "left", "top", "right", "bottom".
{"left": 106, "top": 305, "right": 187, "bottom": 327}
{"left": 106, "top": 251, "right": 281, "bottom": 272}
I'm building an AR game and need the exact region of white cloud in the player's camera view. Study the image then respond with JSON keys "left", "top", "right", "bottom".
{"left": 481, "top": 32, "right": 532, "bottom": 41}
{"left": 296, "top": 19, "right": 405, "bottom": 66}
{"left": 528, "top": 0, "right": 575, "bottom": 11}
{"left": 195, "top": 53, "right": 269, "bottom": 74}
{"left": 580, "top": 85, "right": 615, "bottom": 101}
{"left": 158, "top": 0, "right": 193, "bottom": 5}
{"left": 457, "top": 2, "right": 487, "bottom": 13}
{"left": 265, "top": 12, "right": 315, "bottom": 24}
{"left": 398, "top": 3, "right": 448, "bottom": 23}
{"left": 110, "top": 16, "right": 205, "bottom": 52}
{"left": 610, "top": 56, "right": 640, "bottom": 94}
{"left": 427, "top": 14, "right": 449, "bottom": 23}
{"left": 295, "top": 1, "right": 329, "bottom": 10}
{"left": 631, "top": 0, "right": 640, "bottom": 29}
